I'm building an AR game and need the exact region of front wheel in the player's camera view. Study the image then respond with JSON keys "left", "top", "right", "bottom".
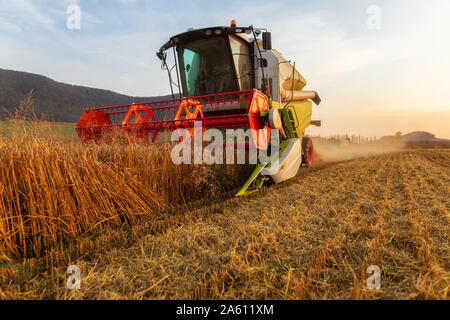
{"left": 302, "top": 136, "right": 314, "bottom": 167}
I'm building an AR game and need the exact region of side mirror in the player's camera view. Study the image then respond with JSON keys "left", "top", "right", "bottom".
{"left": 156, "top": 51, "right": 167, "bottom": 61}
{"left": 262, "top": 32, "right": 272, "bottom": 50}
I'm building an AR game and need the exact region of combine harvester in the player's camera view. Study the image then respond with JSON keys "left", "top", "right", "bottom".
{"left": 76, "top": 21, "right": 321, "bottom": 196}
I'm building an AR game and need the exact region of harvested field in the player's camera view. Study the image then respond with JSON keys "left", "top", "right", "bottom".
{"left": 0, "top": 148, "right": 448, "bottom": 299}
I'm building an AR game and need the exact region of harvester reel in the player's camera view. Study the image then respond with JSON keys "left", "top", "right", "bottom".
{"left": 248, "top": 90, "right": 271, "bottom": 150}
{"left": 122, "top": 104, "right": 158, "bottom": 144}
{"left": 174, "top": 99, "right": 205, "bottom": 142}
{"left": 76, "top": 109, "right": 113, "bottom": 144}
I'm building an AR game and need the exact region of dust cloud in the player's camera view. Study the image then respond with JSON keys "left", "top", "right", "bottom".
{"left": 312, "top": 138, "right": 405, "bottom": 164}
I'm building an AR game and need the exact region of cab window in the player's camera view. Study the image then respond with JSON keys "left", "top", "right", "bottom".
{"left": 178, "top": 37, "right": 237, "bottom": 96}
{"left": 229, "top": 35, "right": 253, "bottom": 91}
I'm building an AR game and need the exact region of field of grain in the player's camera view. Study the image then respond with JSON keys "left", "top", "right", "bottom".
{"left": 0, "top": 123, "right": 250, "bottom": 258}
{"left": 0, "top": 138, "right": 448, "bottom": 299}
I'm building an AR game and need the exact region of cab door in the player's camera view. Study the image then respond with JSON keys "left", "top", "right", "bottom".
{"left": 229, "top": 35, "right": 254, "bottom": 91}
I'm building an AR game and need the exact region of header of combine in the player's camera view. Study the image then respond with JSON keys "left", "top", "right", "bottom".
{"left": 76, "top": 20, "right": 322, "bottom": 196}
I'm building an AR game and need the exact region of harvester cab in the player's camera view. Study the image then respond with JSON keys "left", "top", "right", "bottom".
{"left": 76, "top": 21, "right": 322, "bottom": 196}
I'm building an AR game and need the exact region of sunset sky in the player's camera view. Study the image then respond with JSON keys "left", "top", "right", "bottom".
{"left": 1, "top": 0, "right": 449, "bottom": 138}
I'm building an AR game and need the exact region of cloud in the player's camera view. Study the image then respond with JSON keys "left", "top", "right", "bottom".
{"left": 0, "top": 0, "right": 55, "bottom": 30}
{"left": 0, "top": 17, "right": 22, "bottom": 33}
{"left": 82, "top": 10, "right": 104, "bottom": 25}
{"left": 116, "top": 0, "right": 141, "bottom": 5}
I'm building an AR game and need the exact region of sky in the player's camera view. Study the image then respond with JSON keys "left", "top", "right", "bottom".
{"left": 1, "top": 0, "right": 449, "bottom": 138}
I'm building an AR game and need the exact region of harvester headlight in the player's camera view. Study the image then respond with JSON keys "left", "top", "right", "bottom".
{"left": 214, "top": 29, "right": 222, "bottom": 35}
{"left": 235, "top": 28, "right": 242, "bottom": 33}
{"left": 205, "top": 30, "right": 212, "bottom": 36}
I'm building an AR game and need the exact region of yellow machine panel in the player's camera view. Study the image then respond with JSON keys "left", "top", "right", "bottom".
{"left": 290, "top": 100, "right": 312, "bottom": 136}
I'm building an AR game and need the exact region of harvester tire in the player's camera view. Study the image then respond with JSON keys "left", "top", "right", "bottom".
{"left": 302, "top": 136, "right": 314, "bottom": 168}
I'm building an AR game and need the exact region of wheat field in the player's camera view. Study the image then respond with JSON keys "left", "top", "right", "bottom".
{"left": 0, "top": 118, "right": 250, "bottom": 258}
{"left": 0, "top": 123, "right": 448, "bottom": 299}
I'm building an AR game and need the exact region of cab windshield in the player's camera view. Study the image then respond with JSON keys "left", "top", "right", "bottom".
{"left": 177, "top": 37, "right": 237, "bottom": 97}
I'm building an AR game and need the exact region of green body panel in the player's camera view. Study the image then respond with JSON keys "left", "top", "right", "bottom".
{"left": 235, "top": 138, "right": 297, "bottom": 197}
{"left": 235, "top": 97, "right": 312, "bottom": 196}
{"left": 270, "top": 99, "right": 312, "bottom": 137}
{"left": 279, "top": 108, "right": 298, "bottom": 139}
{"left": 235, "top": 163, "right": 268, "bottom": 197}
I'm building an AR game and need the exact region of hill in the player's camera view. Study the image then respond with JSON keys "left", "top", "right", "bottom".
{"left": 403, "top": 131, "right": 436, "bottom": 141}
{"left": 0, "top": 68, "right": 171, "bottom": 123}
